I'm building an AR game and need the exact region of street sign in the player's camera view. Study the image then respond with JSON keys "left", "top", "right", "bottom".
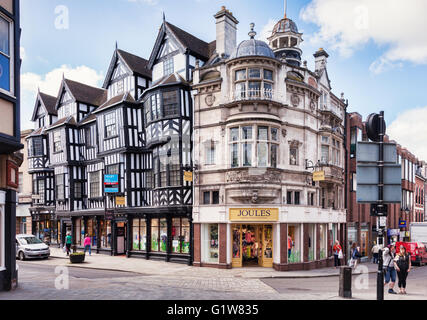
{"left": 371, "top": 204, "right": 388, "bottom": 217}
{"left": 356, "top": 142, "right": 397, "bottom": 163}
{"left": 313, "top": 171, "right": 325, "bottom": 182}
{"left": 399, "top": 220, "right": 407, "bottom": 228}
{"left": 104, "top": 174, "right": 119, "bottom": 193}
{"left": 357, "top": 164, "right": 401, "bottom": 185}
{"left": 357, "top": 185, "right": 402, "bottom": 203}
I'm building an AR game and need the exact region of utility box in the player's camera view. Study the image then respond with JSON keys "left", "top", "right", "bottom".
{"left": 339, "top": 267, "right": 352, "bottom": 298}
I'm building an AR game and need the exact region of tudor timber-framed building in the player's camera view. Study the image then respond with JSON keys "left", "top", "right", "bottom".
{"left": 192, "top": 7, "right": 347, "bottom": 271}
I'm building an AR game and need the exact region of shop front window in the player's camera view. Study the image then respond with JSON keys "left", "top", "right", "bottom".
{"left": 202, "top": 224, "right": 219, "bottom": 263}
{"left": 308, "top": 224, "right": 315, "bottom": 261}
{"left": 319, "top": 224, "right": 327, "bottom": 259}
{"left": 151, "top": 219, "right": 159, "bottom": 251}
{"left": 172, "top": 218, "right": 190, "bottom": 254}
{"left": 232, "top": 226, "right": 240, "bottom": 259}
{"left": 288, "top": 224, "right": 301, "bottom": 263}
{"left": 99, "top": 220, "right": 112, "bottom": 249}
{"left": 132, "top": 219, "right": 147, "bottom": 251}
{"left": 160, "top": 219, "right": 168, "bottom": 253}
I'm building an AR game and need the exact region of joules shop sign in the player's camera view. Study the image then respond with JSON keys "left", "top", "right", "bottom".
{"left": 229, "top": 208, "right": 279, "bottom": 221}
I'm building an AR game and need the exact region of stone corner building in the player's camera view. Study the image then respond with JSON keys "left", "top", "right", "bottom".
{"left": 192, "top": 7, "right": 346, "bottom": 270}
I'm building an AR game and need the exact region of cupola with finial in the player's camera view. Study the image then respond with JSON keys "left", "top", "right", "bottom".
{"left": 268, "top": 0, "right": 303, "bottom": 66}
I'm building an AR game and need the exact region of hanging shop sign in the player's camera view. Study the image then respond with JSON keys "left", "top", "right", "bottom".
{"left": 116, "top": 196, "right": 126, "bottom": 206}
{"left": 399, "top": 220, "right": 407, "bottom": 228}
{"left": 184, "top": 171, "right": 193, "bottom": 182}
{"left": 104, "top": 174, "right": 119, "bottom": 193}
{"left": 229, "top": 208, "right": 279, "bottom": 222}
{"left": 105, "top": 210, "right": 115, "bottom": 221}
{"left": 313, "top": 170, "right": 325, "bottom": 182}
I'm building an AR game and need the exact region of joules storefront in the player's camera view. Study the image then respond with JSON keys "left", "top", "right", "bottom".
{"left": 193, "top": 207, "right": 346, "bottom": 271}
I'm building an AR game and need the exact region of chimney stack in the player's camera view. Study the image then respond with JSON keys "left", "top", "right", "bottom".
{"left": 314, "top": 48, "right": 329, "bottom": 72}
{"left": 214, "top": 6, "right": 239, "bottom": 58}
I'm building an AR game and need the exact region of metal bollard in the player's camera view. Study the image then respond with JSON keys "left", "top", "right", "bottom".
{"left": 339, "top": 266, "right": 352, "bottom": 298}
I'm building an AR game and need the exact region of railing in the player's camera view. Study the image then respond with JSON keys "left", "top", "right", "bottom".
{"left": 234, "top": 88, "right": 274, "bottom": 101}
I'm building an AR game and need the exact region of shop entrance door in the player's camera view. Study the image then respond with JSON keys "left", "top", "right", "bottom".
{"left": 232, "top": 224, "right": 273, "bottom": 268}
{"left": 116, "top": 222, "right": 126, "bottom": 255}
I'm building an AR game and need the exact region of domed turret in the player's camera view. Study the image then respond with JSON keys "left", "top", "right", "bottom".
{"left": 231, "top": 23, "right": 275, "bottom": 60}
{"left": 268, "top": 10, "right": 303, "bottom": 66}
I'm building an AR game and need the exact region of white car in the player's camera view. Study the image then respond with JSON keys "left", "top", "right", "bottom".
{"left": 16, "top": 234, "right": 50, "bottom": 260}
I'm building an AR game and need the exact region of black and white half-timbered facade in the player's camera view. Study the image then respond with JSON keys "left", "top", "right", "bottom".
{"left": 28, "top": 16, "right": 217, "bottom": 264}
{"left": 27, "top": 91, "right": 58, "bottom": 244}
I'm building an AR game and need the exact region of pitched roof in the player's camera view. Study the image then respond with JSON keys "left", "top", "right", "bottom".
{"left": 39, "top": 92, "right": 58, "bottom": 115}
{"left": 117, "top": 49, "right": 152, "bottom": 79}
{"left": 46, "top": 116, "right": 77, "bottom": 131}
{"left": 64, "top": 79, "right": 107, "bottom": 107}
{"left": 94, "top": 92, "right": 137, "bottom": 113}
{"left": 165, "top": 22, "right": 211, "bottom": 60}
{"left": 78, "top": 113, "right": 97, "bottom": 126}
{"left": 151, "top": 72, "right": 188, "bottom": 88}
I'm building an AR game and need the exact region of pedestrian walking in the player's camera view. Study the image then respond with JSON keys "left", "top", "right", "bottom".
{"left": 65, "top": 232, "right": 72, "bottom": 256}
{"left": 350, "top": 243, "right": 361, "bottom": 268}
{"left": 333, "top": 240, "right": 343, "bottom": 268}
{"left": 383, "top": 245, "right": 397, "bottom": 294}
{"left": 372, "top": 241, "right": 380, "bottom": 264}
{"left": 84, "top": 234, "right": 92, "bottom": 256}
{"left": 394, "top": 245, "right": 412, "bottom": 294}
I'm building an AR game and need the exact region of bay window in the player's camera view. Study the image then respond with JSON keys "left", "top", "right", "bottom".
{"left": 104, "top": 111, "right": 117, "bottom": 138}
{"left": 0, "top": 15, "right": 11, "bottom": 93}
{"left": 234, "top": 68, "right": 274, "bottom": 100}
{"left": 229, "top": 125, "right": 279, "bottom": 168}
{"left": 55, "top": 174, "right": 64, "bottom": 200}
{"left": 89, "top": 171, "right": 100, "bottom": 198}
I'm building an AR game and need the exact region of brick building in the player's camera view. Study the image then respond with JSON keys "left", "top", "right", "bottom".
{"left": 346, "top": 112, "right": 426, "bottom": 260}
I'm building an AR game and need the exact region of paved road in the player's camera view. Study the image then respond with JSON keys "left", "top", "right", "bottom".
{"left": 0, "top": 259, "right": 426, "bottom": 300}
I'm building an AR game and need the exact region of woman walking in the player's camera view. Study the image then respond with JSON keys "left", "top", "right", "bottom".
{"left": 333, "top": 240, "right": 343, "bottom": 268}
{"left": 350, "top": 243, "right": 361, "bottom": 268}
{"left": 383, "top": 245, "right": 397, "bottom": 294}
{"left": 84, "top": 234, "right": 92, "bottom": 256}
{"left": 394, "top": 245, "right": 411, "bottom": 294}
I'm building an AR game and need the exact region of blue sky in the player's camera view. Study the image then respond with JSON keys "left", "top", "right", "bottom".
{"left": 20, "top": 0, "right": 427, "bottom": 159}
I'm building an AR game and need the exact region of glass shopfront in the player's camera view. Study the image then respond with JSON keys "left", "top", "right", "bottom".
{"left": 308, "top": 224, "right": 315, "bottom": 261}
{"left": 132, "top": 218, "right": 147, "bottom": 251}
{"left": 319, "top": 224, "right": 327, "bottom": 259}
{"left": 99, "top": 219, "right": 111, "bottom": 249}
{"left": 231, "top": 224, "right": 273, "bottom": 268}
{"left": 151, "top": 218, "right": 168, "bottom": 253}
{"left": 202, "top": 224, "right": 218, "bottom": 263}
{"left": 172, "top": 218, "right": 190, "bottom": 254}
{"left": 288, "top": 224, "right": 301, "bottom": 263}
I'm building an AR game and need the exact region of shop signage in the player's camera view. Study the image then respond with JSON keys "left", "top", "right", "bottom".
{"left": 313, "top": 171, "right": 325, "bottom": 182}
{"left": 104, "top": 174, "right": 119, "bottom": 193}
{"left": 116, "top": 196, "right": 126, "bottom": 206}
{"left": 399, "top": 220, "right": 407, "bottom": 228}
{"left": 183, "top": 171, "right": 193, "bottom": 182}
{"left": 105, "top": 210, "right": 115, "bottom": 221}
{"left": 387, "top": 229, "right": 400, "bottom": 237}
{"left": 229, "top": 208, "right": 279, "bottom": 221}
{"left": 31, "top": 194, "right": 41, "bottom": 200}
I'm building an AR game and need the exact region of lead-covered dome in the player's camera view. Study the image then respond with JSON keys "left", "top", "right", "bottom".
{"left": 230, "top": 23, "right": 276, "bottom": 60}
{"left": 272, "top": 18, "right": 299, "bottom": 34}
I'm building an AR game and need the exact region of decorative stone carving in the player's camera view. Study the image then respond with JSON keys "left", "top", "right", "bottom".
{"left": 226, "top": 168, "right": 282, "bottom": 183}
{"left": 281, "top": 128, "right": 287, "bottom": 138}
{"left": 291, "top": 94, "right": 300, "bottom": 107}
{"left": 251, "top": 190, "right": 258, "bottom": 204}
{"left": 310, "top": 99, "right": 316, "bottom": 112}
{"left": 205, "top": 94, "right": 215, "bottom": 106}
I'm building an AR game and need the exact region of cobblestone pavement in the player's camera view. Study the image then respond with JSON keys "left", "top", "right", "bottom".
{"left": 0, "top": 261, "right": 426, "bottom": 300}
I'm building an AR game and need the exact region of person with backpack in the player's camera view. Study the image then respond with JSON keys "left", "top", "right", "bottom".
{"left": 383, "top": 245, "right": 397, "bottom": 294}
{"left": 333, "top": 240, "right": 343, "bottom": 268}
{"left": 350, "top": 242, "right": 361, "bottom": 268}
{"left": 65, "top": 232, "right": 72, "bottom": 256}
{"left": 394, "top": 245, "right": 412, "bottom": 294}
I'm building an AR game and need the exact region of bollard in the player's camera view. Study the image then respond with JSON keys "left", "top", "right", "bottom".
{"left": 339, "top": 266, "right": 352, "bottom": 298}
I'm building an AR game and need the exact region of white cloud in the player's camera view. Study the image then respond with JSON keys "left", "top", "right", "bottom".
{"left": 21, "top": 65, "right": 104, "bottom": 129}
{"left": 300, "top": 0, "right": 427, "bottom": 73}
{"left": 387, "top": 106, "right": 427, "bottom": 161}
{"left": 258, "top": 19, "right": 276, "bottom": 43}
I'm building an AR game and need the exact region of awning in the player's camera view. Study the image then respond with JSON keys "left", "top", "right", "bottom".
{"left": 16, "top": 204, "right": 31, "bottom": 217}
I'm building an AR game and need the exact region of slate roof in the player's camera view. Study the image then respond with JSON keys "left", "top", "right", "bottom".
{"left": 117, "top": 49, "right": 152, "bottom": 79}
{"left": 64, "top": 79, "right": 107, "bottom": 107}
{"left": 94, "top": 92, "right": 137, "bottom": 113}
{"left": 165, "top": 22, "right": 212, "bottom": 60}
{"left": 46, "top": 116, "right": 77, "bottom": 131}
{"left": 39, "top": 93, "right": 58, "bottom": 116}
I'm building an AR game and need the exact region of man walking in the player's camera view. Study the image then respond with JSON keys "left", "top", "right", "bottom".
{"left": 372, "top": 241, "right": 380, "bottom": 264}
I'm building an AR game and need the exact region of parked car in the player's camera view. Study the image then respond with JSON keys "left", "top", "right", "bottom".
{"left": 395, "top": 241, "right": 427, "bottom": 266}
{"left": 16, "top": 234, "right": 50, "bottom": 261}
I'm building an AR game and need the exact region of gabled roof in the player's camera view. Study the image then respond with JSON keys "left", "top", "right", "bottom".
{"left": 94, "top": 92, "right": 137, "bottom": 114}
{"left": 151, "top": 73, "right": 188, "bottom": 89}
{"left": 78, "top": 113, "right": 97, "bottom": 126}
{"left": 45, "top": 116, "right": 77, "bottom": 131}
{"left": 117, "top": 50, "right": 151, "bottom": 78}
{"left": 31, "top": 92, "right": 58, "bottom": 122}
{"left": 148, "top": 21, "right": 213, "bottom": 69}
{"left": 54, "top": 78, "right": 107, "bottom": 111}
{"left": 103, "top": 49, "right": 152, "bottom": 89}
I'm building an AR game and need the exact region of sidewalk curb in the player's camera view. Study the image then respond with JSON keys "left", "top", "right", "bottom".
{"left": 48, "top": 254, "right": 378, "bottom": 279}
